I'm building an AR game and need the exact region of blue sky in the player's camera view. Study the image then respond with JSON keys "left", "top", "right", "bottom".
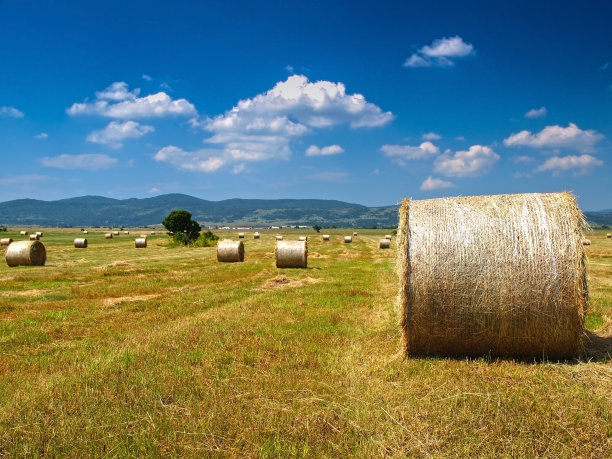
{"left": 1, "top": 0, "right": 611, "bottom": 209}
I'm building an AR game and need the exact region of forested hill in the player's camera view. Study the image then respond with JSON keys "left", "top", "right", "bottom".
{"left": 0, "top": 194, "right": 399, "bottom": 228}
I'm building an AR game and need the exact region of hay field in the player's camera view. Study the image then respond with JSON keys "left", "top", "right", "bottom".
{"left": 0, "top": 228, "right": 610, "bottom": 457}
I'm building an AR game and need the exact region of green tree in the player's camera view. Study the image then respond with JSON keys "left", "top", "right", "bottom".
{"left": 162, "top": 210, "right": 201, "bottom": 244}
{"left": 312, "top": 225, "right": 322, "bottom": 233}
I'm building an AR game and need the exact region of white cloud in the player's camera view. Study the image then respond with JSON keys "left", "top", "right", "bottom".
{"left": 536, "top": 154, "right": 603, "bottom": 175}
{"left": 153, "top": 145, "right": 225, "bottom": 172}
{"left": 380, "top": 141, "right": 440, "bottom": 161}
{"left": 420, "top": 176, "right": 454, "bottom": 191}
{"left": 285, "top": 65, "right": 294, "bottom": 73}
{"left": 404, "top": 36, "right": 474, "bottom": 68}
{"left": 41, "top": 154, "right": 118, "bottom": 170}
{"left": 67, "top": 81, "right": 196, "bottom": 118}
{"left": 371, "top": 168, "right": 380, "bottom": 175}
{"left": 0, "top": 106, "right": 24, "bottom": 118}
{"left": 503, "top": 123, "right": 603, "bottom": 152}
{"left": 307, "top": 171, "right": 349, "bottom": 182}
{"left": 305, "top": 144, "right": 344, "bottom": 156}
{"left": 34, "top": 132, "right": 48, "bottom": 139}
{"left": 513, "top": 155, "right": 535, "bottom": 164}
{"left": 434, "top": 145, "right": 499, "bottom": 177}
{"left": 148, "top": 187, "right": 160, "bottom": 193}
{"left": 86, "top": 120, "right": 154, "bottom": 148}
{"left": 0, "top": 174, "right": 49, "bottom": 185}
{"left": 525, "top": 107, "right": 547, "bottom": 118}
{"left": 142, "top": 74, "right": 153, "bottom": 81}
{"left": 422, "top": 132, "right": 441, "bottom": 140}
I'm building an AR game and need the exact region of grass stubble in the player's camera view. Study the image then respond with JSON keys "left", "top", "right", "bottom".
{"left": 0, "top": 228, "right": 610, "bottom": 457}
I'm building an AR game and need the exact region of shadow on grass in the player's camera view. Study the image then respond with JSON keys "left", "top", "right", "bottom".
{"left": 582, "top": 330, "right": 612, "bottom": 362}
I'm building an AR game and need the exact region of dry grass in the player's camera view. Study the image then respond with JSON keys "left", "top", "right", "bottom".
{"left": 0, "top": 227, "right": 610, "bottom": 457}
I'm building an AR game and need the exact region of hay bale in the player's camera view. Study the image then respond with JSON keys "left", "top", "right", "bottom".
{"left": 217, "top": 239, "right": 244, "bottom": 262}
{"left": 397, "top": 192, "right": 588, "bottom": 359}
{"left": 344, "top": 236, "right": 352, "bottom": 243}
{"left": 135, "top": 237, "right": 147, "bottom": 248}
{"left": 124, "top": 231, "right": 130, "bottom": 235}
{"left": 275, "top": 240, "right": 307, "bottom": 268}
{"left": 74, "top": 238, "right": 88, "bottom": 248}
{"left": 140, "top": 234, "right": 148, "bottom": 238}
{"left": 385, "top": 234, "right": 392, "bottom": 240}
{"left": 36, "top": 231, "right": 43, "bottom": 238}
{"left": 1, "top": 238, "right": 13, "bottom": 246}
{"left": 29, "top": 234, "right": 39, "bottom": 241}
{"left": 322, "top": 234, "right": 330, "bottom": 241}
{"left": 607, "top": 233, "right": 611, "bottom": 239}
{"left": 150, "top": 231, "right": 156, "bottom": 235}
{"left": 19, "top": 231, "right": 28, "bottom": 236}
{"left": 353, "top": 232, "right": 358, "bottom": 236}
{"left": 582, "top": 239, "right": 591, "bottom": 246}
{"left": 275, "top": 235, "right": 283, "bottom": 241}
{"left": 113, "top": 231, "right": 119, "bottom": 236}
{"left": 254, "top": 232, "right": 260, "bottom": 239}
{"left": 238, "top": 232, "right": 245, "bottom": 238}
{"left": 5, "top": 240, "right": 46, "bottom": 267}
{"left": 379, "top": 238, "right": 390, "bottom": 249}
{"left": 298, "top": 236, "right": 307, "bottom": 241}
{"left": 83, "top": 230, "right": 88, "bottom": 234}
{"left": 105, "top": 233, "right": 113, "bottom": 239}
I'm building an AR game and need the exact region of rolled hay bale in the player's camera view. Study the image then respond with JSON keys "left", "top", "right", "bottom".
{"left": 397, "top": 192, "right": 588, "bottom": 359}
{"left": 150, "top": 231, "right": 156, "bottom": 235}
{"left": 253, "top": 232, "right": 260, "bottom": 239}
{"left": 275, "top": 240, "right": 307, "bottom": 268}
{"left": 238, "top": 233, "right": 245, "bottom": 239}
{"left": 135, "top": 237, "right": 147, "bottom": 248}
{"left": 105, "top": 233, "right": 113, "bottom": 239}
{"left": 353, "top": 232, "right": 358, "bottom": 236}
{"left": 217, "top": 239, "right": 244, "bottom": 262}
{"left": 29, "top": 234, "right": 39, "bottom": 241}
{"left": 19, "top": 231, "right": 28, "bottom": 236}
{"left": 113, "top": 231, "right": 119, "bottom": 236}
{"left": 140, "top": 234, "right": 148, "bottom": 238}
{"left": 74, "top": 238, "right": 88, "bottom": 248}
{"left": 36, "top": 231, "right": 43, "bottom": 238}
{"left": 298, "top": 236, "right": 307, "bottom": 241}
{"left": 344, "top": 236, "right": 352, "bottom": 243}
{"left": 385, "top": 234, "right": 392, "bottom": 240}
{"left": 582, "top": 239, "right": 591, "bottom": 246}
{"left": 379, "top": 238, "right": 390, "bottom": 249}
{"left": 607, "top": 233, "right": 611, "bottom": 239}
{"left": 124, "top": 231, "right": 130, "bottom": 235}
{"left": 275, "top": 235, "right": 283, "bottom": 241}
{"left": 5, "top": 240, "right": 46, "bottom": 267}
{"left": 1, "top": 238, "right": 13, "bottom": 246}
{"left": 322, "top": 234, "right": 330, "bottom": 241}
{"left": 83, "top": 230, "right": 88, "bottom": 234}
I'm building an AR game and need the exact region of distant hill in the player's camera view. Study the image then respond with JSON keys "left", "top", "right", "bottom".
{"left": 0, "top": 194, "right": 399, "bottom": 228}
{"left": 584, "top": 210, "right": 612, "bottom": 227}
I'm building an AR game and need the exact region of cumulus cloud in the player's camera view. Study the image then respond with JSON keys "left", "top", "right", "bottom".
{"left": 86, "top": 120, "right": 154, "bottom": 148}
{"left": 504, "top": 123, "right": 603, "bottom": 152}
{"left": 41, "top": 154, "right": 118, "bottom": 170}
{"left": 404, "top": 36, "right": 474, "bottom": 68}
{"left": 536, "top": 154, "right": 603, "bottom": 175}
{"left": 0, "top": 106, "right": 24, "bottom": 118}
{"left": 34, "top": 132, "right": 48, "bottom": 139}
{"left": 420, "top": 176, "right": 454, "bottom": 191}
{"left": 67, "top": 81, "right": 196, "bottom": 118}
{"left": 380, "top": 141, "right": 440, "bottom": 161}
{"left": 434, "top": 145, "right": 499, "bottom": 177}
{"left": 305, "top": 144, "right": 344, "bottom": 156}
{"left": 153, "top": 145, "right": 225, "bottom": 172}
{"left": 307, "top": 171, "right": 350, "bottom": 182}
{"left": 422, "top": 132, "right": 441, "bottom": 140}
{"left": 0, "top": 174, "right": 49, "bottom": 185}
{"left": 147, "top": 187, "right": 160, "bottom": 193}
{"left": 525, "top": 107, "right": 547, "bottom": 118}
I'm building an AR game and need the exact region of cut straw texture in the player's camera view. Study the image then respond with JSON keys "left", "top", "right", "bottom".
{"left": 396, "top": 192, "right": 588, "bottom": 359}
{"left": 275, "top": 240, "right": 307, "bottom": 268}
{"left": 6, "top": 240, "right": 46, "bottom": 267}
{"left": 74, "top": 238, "right": 88, "bottom": 248}
{"left": 217, "top": 240, "right": 244, "bottom": 262}
{"left": 135, "top": 238, "right": 147, "bottom": 248}
{"left": 379, "top": 238, "right": 390, "bottom": 249}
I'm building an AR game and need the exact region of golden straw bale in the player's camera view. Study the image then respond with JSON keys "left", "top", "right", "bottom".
{"left": 275, "top": 235, "right": 283, "bottom": 241}
{"left": 29, "top": 234, "right": 39, "bottom": 241}
{"left": 5, "top": 240, "right": 46, "bottom": 267}
{"left": 217, "top": 239, "right": 244, "bottom": 262}
{"left": 150, "top": 231, "right": 156, "bottom": 235}
{"left": 298, "top": 236, "right": 307, "bottom": 241}
{"left": 322, "top": 234, "right": 330, "bottom": 241}
{"left": 20, "top": 231, "right": 28, "bottom": 236}
{"left": 74, "top": 238, "right": 88, "bottom": 248}
{"left": 353, "top": 232, "right": 358, "bottom": 236}
{"left": 582, "top": 239, "right": 591, "bottom": 246}
{"left": 113, "top": 231, "right": 119, "bottom": 236}
{"left": 36, "top": 231, "right": 43, "bottom": 238}
{"left": 124, "top": 231, "right": 129, "bottom": 235}
{"left": 275, "top": 240, "right": 307, "bottom": 268}
{"left": 105, "top": 233, "right": 113, "bottom": 239}
{"left": 1, "top": 238, "right": 13, "bottom": 246}
{"left": 254, "top": 232, "right": 260, "bottom": 239}
{"left": 397, "top": 192, "right": 588, "bottom": 359}
{"left": 135, "top": 238, "right": 147, "bottom": 248}
{"left": 344, "top": 236, "right": 352, "bottom": 243}
{"left": 83, "top": 230, "right": 88, "bottom": 234}
{"left": 385, "top": 234, "right": 392, "bottom": 240}
{"left": 379, "top": 238, "right": 390, "bottom": 249}
{"left": 238, "top": 233, "right": 245, "bottom": 238}
{"left": 607, "top": 233, "right": 611, "bottom": 239}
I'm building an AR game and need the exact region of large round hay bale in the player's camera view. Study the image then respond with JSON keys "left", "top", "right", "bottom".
{"left": 105, "top": 233, "right": 113, "bottom": 239}
{"left": 385, "top": 234, "right": 392, "bottom": 240}
{"left": 217, "top": 239, "right": 244, "bottom": 262}
{"left": 135, "top": 237, "right": 147, "bottom": 248}
{"left": 238, "top": 232, "right": 245, "bottom": 239}
{"left": 344, "top": 236, "right": 352, "bottom": 243}
{"left": 582, "top": 239, "right": 591, "bottom": 246}
{"left": 275, "top": 235, "right": 283, "bottom": 241}
{"left": 397, "top": 192, "right": 588, "bottom": 359}
{"left": 36, "top": 231, "right": 43, "bottom": 238}
{"left": 5, "top": 240, "right": 46, "bottom": 267}
{"left": 322, "top": 234, "right": 330, "bottom": 241}
{"left": 74, "top": 238, "right": 88, "bottom": 248}
{"left": 379, "top": 238, "right": 390, "bottom": 249}
{"left": 1, "top": 238, "right": 13, "bottom": 246}
{"left": 275, "top": 240, "right": 307, "bottom": 268}
{"left": 29, "top": 234, "right": 39, "bottom": 241}
{"left": 298, "top": 236, "right": 307, "bottom": 241}
{"left": 254, "top": 232, "right": 260, "bottom": 239}
{"left": 19, "top": 231, "right": 28, "bottom": 236}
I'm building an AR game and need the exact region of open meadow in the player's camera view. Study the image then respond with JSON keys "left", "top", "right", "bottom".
{"left": 0, "top": 228, "right": 610, "bottom": 457}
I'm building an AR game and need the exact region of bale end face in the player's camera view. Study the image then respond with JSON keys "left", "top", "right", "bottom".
{"left": 217, "top": 240, "right": 244, "bottom": 262}
{"left": 6, "top": 240, "right": 46, "bottom": 267}
{"left": 275, "top": 240, "right": 307, "bottom": 268}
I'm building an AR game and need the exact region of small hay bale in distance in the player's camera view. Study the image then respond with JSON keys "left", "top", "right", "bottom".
{"left": 74, "top": 238, "right": 88, "bottom": 248}
{"left": 379, "top": 238, "right": 390, "bottom": 249}
{"left": 105, "top": 233, "right": 113, "bottom": 239}
{"left": 238, "top": 232, "right": 245, "bottom": 239}
{"left": 19, "top": 231, "right": 28, "bottom": 236}
{"left": 113, "top": 231, "right": 119, "bottom": 236}
{"left": 322, "top": 234, "right": 330, "bottom": 241}
{"left": 344, "top": 236, "right": 352, "bottom": 243}
{"left": 582, "top": 239, "right": 591, "bottom": 246}
{"left": 1, "top": 238, "right": 13, "bottom": 246}
{"left": 150, "top": 231, "right": 156, "bottom": 235}
{"left": 135, "top": 237, "right": 147, "bottom": 248}
{"left": 217, "top": 239, "right": 244, "bottom": 262}
{"left": 353, "top": 232, "right": 358, "bottom": 236}
{"left": 298, "top": 236, "right": 307, "bottom": 241}
{"left": 83, "top": 230, "right": 88, "bottom": 234}
{"left": 275, "top": 235, "right": 283, "bottom": 241}
{"left": 397, "top": 192, "right": 588, "bottom": 359}
{"left": 139, "top": 234, "right": 148, "bottom": 238}
{"left": 607, "top": 233, "right": 611, "bottom": 239}
{"left": 36, "top": 231, "right": 43, "bottom": 238}
{"left": 29, "top": 234, "right": 39, "bottom": 241}
{"left": 124, "top": 230, "right": 129, "bottom": 235}
{"left": 5, "top": 240, "right": 46, "bottom": 267}
{"left": 385, "top": 234, "right": 392, "bottom": 240}
{"left": 253, "top": 232, "right": 260, "bottom": 239}
{"left": 275, "top": 240, "right": 307, "bottom": 268}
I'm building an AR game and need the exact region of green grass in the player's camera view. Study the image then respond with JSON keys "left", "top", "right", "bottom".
{"left": 0, "top": 227, "right": 610, "bottom": 457}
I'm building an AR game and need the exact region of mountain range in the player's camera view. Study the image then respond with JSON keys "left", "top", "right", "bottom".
{"left": 0, "top": 194, "right": 609, "bottom": 228}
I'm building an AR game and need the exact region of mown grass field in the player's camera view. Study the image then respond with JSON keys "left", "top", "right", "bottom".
{"left": 0, "top": 228, "right": 610, "bottom": 457}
